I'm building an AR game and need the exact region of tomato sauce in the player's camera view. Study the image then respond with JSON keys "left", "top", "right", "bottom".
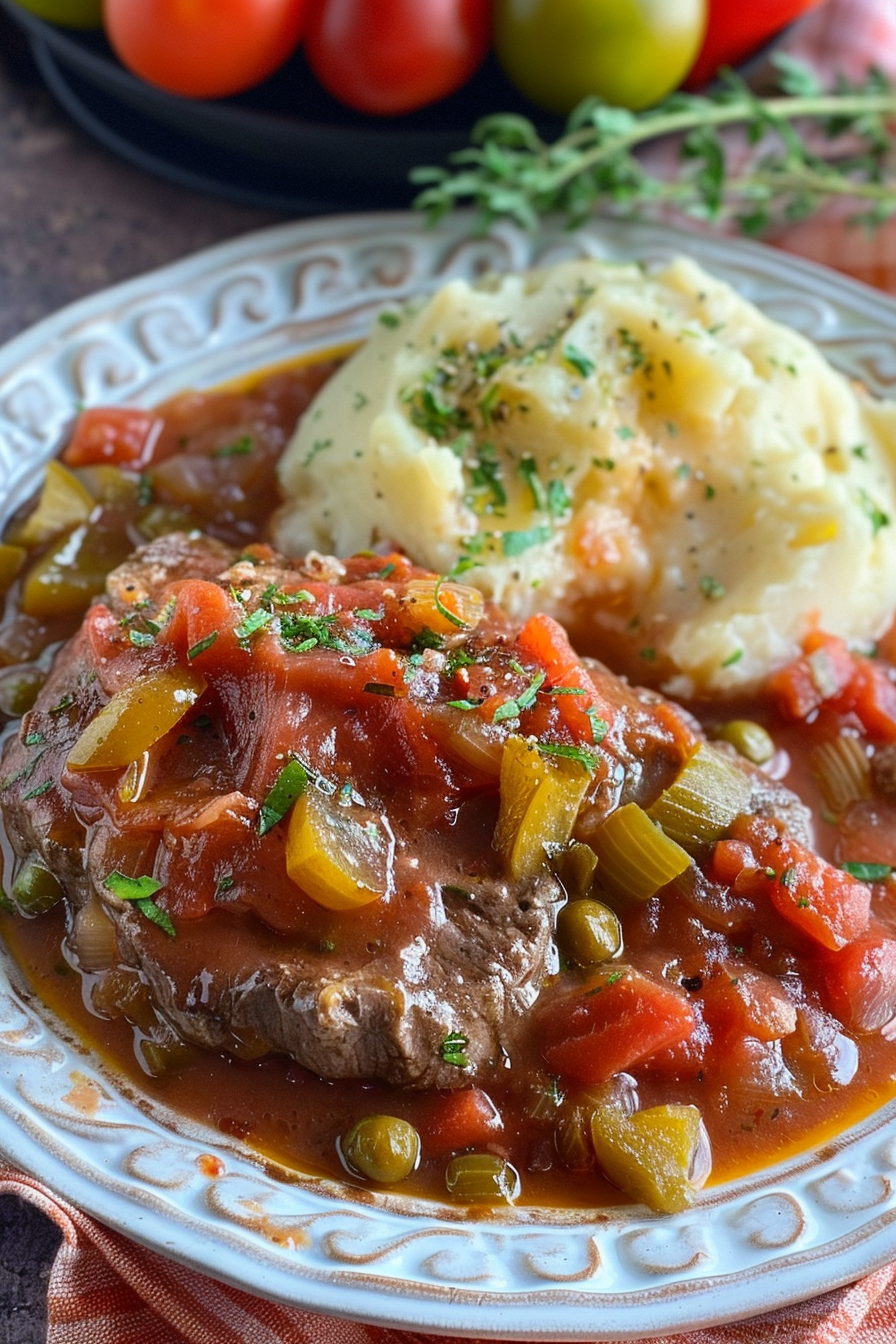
{"left": 3, "top": 360, "right": 896, "bottom": 1213}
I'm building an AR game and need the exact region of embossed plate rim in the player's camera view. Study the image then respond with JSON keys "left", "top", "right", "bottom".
{"left": 2, "top": 211, "right": 896, "bottom": 1339}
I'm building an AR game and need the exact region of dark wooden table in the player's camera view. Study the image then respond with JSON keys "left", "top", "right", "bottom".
{"left": 0, "top": 13, "right": 285, "bottom": 1340}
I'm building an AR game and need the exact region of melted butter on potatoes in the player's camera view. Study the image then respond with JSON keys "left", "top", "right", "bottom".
{"left": 274, "top": 257, "right": 896, "bottom": 697}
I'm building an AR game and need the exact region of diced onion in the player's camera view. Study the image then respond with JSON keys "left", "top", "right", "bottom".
{"left": 810, "top": 735, "right": 871, "bottom": 815}
{"left": 71, "top": 896, "right": 117, "bottom": 972}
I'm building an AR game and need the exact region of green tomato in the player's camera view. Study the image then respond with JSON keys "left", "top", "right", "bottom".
{"left": 493, "top": 0, "right": 707, "bottom": 115}
{"left": 8, "top": 0, "right": 102, "bottom": 28}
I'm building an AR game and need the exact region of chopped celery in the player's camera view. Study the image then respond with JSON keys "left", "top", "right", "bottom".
{"left": 647, "top": 743, "right": 752, "bottom": 853}
{"left": 591, "top": 802, "right": 690, "bottom": 902}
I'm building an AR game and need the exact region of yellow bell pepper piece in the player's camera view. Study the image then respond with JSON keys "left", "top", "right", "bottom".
{"left": 67, "top": 666, "right": 207, "bottom": 771}
{"left": 13, "top": 461, "right": 94, "bottom": 547}
{"left": 494, "top": 735, "right": 591, "bottom": 880}
{"left": 590, "top": 1103, "right": 706, "bottom": 1214}
{"left": 21, "top": 521, "right": 133, "bottom": 620}
{"left": 286, "top": 788, "right": 392, "bottom": 911}
{"left": 0, "top": 543, "right": 25, "bottom": 595}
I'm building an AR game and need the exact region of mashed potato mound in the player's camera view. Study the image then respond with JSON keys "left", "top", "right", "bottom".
{"left": 275, "top": 257, "right": 896, "bottom": 696}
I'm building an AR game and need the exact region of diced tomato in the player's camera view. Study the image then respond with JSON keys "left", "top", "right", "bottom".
{"left": 769, "top": 629, "right": 896, "bottom": 743}
{"left": 539, "top": 967, "right": 696, "bottom": 1084}
{"left": 62, "top": 407, "right": 163, "bottom": 470}
{"left": 768, "top": 631, "right": 855, "bottom": 722}
{"left": 725, "top": 816, "right": 870, "bottom": 952}
{"left": 161, "top": 579, "right": 245, "bottom": 672}
{"left": 844, "top": 660, "right": 896, "bottom": 743}
{"left": 699, "top": 964, "right": 797, "bottom": 1043}
{"left": 816, "top": 926, "right": 896, "bottom": 1033}
{"left": 423, "top": 1087, "right": 504, "bottom": 1157}
{"left": 516, "top": 612, "right": 615, "bottom": 740}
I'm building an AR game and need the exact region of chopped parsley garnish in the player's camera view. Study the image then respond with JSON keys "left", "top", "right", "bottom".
{"left": 585, "top": 707, "right": 608, "bottom": 743}
{"left": 258, "top": 759, "right": 308, "bottom": 836}
{"left": 721, "top": 649, "right": 743, "bottom": 667}
{"left": 858, "top": 487, "right": 890, "bottom": 537}
{"left": 841, "top": 861, "right": 893, "bottom": 882}
{"left": 440, "top": 1031, "right": 470, "bottom": 1068}
{"left": 187, "top": 631, "right": 218, "bottom": 660}
{"left": 537, "top": 742, "right": 598, "bottom": 772}
{"left": 519, "top": 456, "right": 546, "bottom": 511}
{"left": 363, "top": 682, "right": 396, "bottom": 697}
{"left": 378, "top": 562, "right": 396, "bottom": 579}
{"left": 24, "top": 732, "right": 43, "bottom": 747}
{"left": 639, "top": 647, "right": 657, "bottom": 662}
{"left": 467, "top": 441, "right": 507, "bottom": 514}
{"left": 502, "top": 524, "right": 552, "bottom": 557}
{"left": 411, "top": 627, "right": 444, "bottom": 653}
{"left": 591, "top": 457, "right": 616, "bottom": 471}
{"left": 563, "top": 343, "right": 595, "bottom": 378}
{"left": 704, "top": 484, "right": 717, "bottom": 501}
{"left": 354, "top": 607, "right": 385, "bottom": 621}
{"left": 212, "top": 436, "right": 253, "bottom": 459}
{"left": 22, "top": 780, "right": 52, "bottom": 800}
{"left": 50, "top": 694, "right": 75, "bottom": 716}
{"left": 279, "top": 611, "right": 374, "bottom": 657}
{"left": 128, "top": 629, "right": 155, "bottom": 648}
{"left": 104, "top": 871, "right": 175, "bottom": 939}
{"left": 302, "top": 438, "right": 333, "bottom": 469}
{"left": 700, "top": 575, "right": 726, "bottom": 600}
{"left": 215, "top": 873, "right": 234, "bottom": 896}
{"left": 617, "top": 328, "right": 646, "bottom": 370}
{"left": 780, "top": 867, "right": 797, "bottom": 890}
{"left": 234, "top": 608, "right": 272, "bottom": 644}
{"left": 615, "top": 426, "right": 635, "bottom": 441}
{"left": 547, "top": 478, "right": 571, "bottom": 518}
{"left": 378, "top": 311, "right": 401, "bottom": 328}
{"left": 493, "top": 668, "right": 546, "bottom": 723}
{"left": 446, "top": 697, "right": 484, "bottom": 711}
{"left": 353, "top": 391, "right": 369, "bottom": 411}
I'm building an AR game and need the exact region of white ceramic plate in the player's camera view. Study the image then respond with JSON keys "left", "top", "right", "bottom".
{"left": 3, "top": 212, "right": 896, "bottom": 1341}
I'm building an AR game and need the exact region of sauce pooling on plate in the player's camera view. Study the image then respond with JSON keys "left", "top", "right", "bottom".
{"left": 3, "top": 361, "right": 896, "bottom": 1214}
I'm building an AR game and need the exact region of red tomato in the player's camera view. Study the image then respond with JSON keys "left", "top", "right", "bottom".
{"left": 102, "top": 0, "right": 307, "bottom": 99}
{"left": 303, "top": 0, "right": 491, "bottom": 116}
{"left": 539, "top": 968, "right": 697, "bottom": 1084}
{"left": 685, "top": 0, "right": 826, "bottom": 90}
{"left": 62, "top": 407, "right": 162, "bottom": 469}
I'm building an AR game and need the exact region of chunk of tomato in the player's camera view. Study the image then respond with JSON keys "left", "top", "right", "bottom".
{"left": 62, "top": 407, "right": 162, "bottom": 470}
{"left": 816, "top": 926, "right": 896, "bottom": 1034}
{"left": 539, "top": 967, "right": 696, "bottom": 1085}
{"left": 726, "top": 816, "right": 870, "bottom": 952}
{"left": 422, "top": 1087, "right": 504, "bottom": 1157}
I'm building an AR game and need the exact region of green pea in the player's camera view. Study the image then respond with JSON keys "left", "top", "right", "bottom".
{"left": 0, "top": 666, "right": 46, "bottom": 718}
{"left": 341, "top": 1115, "right": 420, "bottom": 1184}
{"left": 12, "top": 859, "right": 64, "bottom": 916}
{"left": 556, "top": 898, "right": 622, "bottom": 966}
{"left": 713, "top": 719, "right": 775, "bottom": 765}
{"left": 445, "top": 1153, "right": 521, "bottom": 1204}
{"left": 550, "top": 841, "right": 599, "bottom": 900}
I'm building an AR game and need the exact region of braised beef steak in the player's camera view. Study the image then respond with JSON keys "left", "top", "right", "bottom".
{"left": 0, "top": 533, "right": 808, "bottom": 1090}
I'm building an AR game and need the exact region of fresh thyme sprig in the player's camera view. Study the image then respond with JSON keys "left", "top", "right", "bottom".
{"left": 411, "top": 57, "right": 896, "bottom": 237}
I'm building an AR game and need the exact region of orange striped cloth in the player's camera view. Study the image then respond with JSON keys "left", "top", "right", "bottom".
{"left": 6, "top": 1, "right": 896, "bottom": 1341}
{"left": 7, "top": 1159, "right": 896, "bottom": 1344}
